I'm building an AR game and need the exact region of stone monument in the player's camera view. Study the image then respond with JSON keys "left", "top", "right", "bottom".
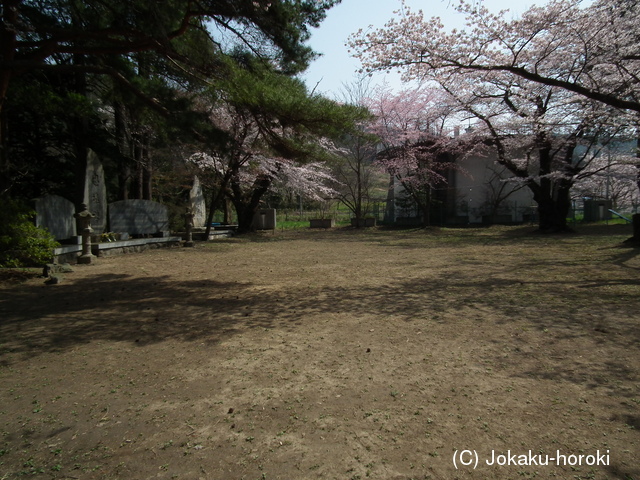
{"left": 108, "top": 199, "right": 170, "bottom": 236}
{"left": 83, "top": 149, "right": 107, "bottom": 234}
{"left": 189, "top": 175, "right": 207, "bottom": 228}
{"left": 34, "top": 195, "right": 77, "bottom": 240}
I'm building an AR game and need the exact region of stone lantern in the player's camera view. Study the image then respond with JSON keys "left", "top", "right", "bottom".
{"left": 74, "top": 203, "right": 96, "bottom": 264}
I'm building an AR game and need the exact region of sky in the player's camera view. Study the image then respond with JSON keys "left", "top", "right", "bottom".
{"left": 300, "top": 0, "right": 539, "bottom": 98}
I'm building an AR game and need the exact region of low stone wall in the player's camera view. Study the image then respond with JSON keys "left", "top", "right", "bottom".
{"left": 53, "top": 237, "right": 182, "bottom": 264}
{"left": 310, "top": 219, "right": 335, "bottom": 228}
{"left": 350, "top": 218, "right": 377, "bottom": 227}
{"left": 191, "top": 229, "right": 236, "bottom": 241}
{"left": 95, "top": 238, "right": 181, "bottom": 257}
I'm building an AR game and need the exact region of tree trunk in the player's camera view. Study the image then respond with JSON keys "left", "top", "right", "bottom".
{"left": 223, "top": 198, "right": 231, "bottom": 224}
{"left": 0, "top": 103, "right": 9, "bottom": 196}
{"left": 236, "top": 207, "right": 254, "bottom": 234}
{"left": 114, "top": 100, "right": 131, "bottom": 200}
{"left": 142, "top": 142, "right": 152, "bottom": 200}
{"left": 354, "top": 158, "right": 363, "bottom": 228}
{"left": 0, "top": 0, "right": 18, "bottom": 196}
{"left": 534, "top": 182, "right": 573, "bottom": 232}
{"left": 204, "top": 170, "right": 235, "bottom": 238}
{"left": 134, "top": 142, "right": 144, "bottom": 199}
{"left": 72, "top": 59, "right": 90, "bottom": 208}
{"left": 636, "top": 133, "right": 640, "bottom": 196}
{"left": 633, "top": 215, "right": 640, "bottom": 240}
{"left": 204, "top": 186, "right": 228, "bottom": 238}
{"left": 233, "top": 174, "right": 273, "bottom": 234}
{"left": 384, "top": 174, "right": 395, "bottom": 224}
{"left": 421, "top": 185, "right": 432, "bottom": 228}
{"left": 529, "top": 134, "right": 574, "bottom": 232}
{"left": 132, "top": 134, "right": 152, "bottom": 200}
{"left": 204, "top": 187, "right": 217, "bottom": 240}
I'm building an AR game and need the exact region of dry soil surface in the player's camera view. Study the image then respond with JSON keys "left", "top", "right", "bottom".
{"left": 0, "top": 225, "right": 639, "bottom": 480}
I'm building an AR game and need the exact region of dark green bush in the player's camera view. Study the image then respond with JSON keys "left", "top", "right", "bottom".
{"left": 0, "top": 199, "right": 60, "bottom": 267}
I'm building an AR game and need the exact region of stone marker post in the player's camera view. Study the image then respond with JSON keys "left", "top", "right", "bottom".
{"left": 183, "top": 208, "right": 195, "bottom": 247}
{"left": 74, "top": 204, "right": 96, "bottom": 264}
{"left": 84, "top": 150, "right": 107, "bottom": 234}
{"left": 190, "top": 175, "right": 207, "bottom": 228}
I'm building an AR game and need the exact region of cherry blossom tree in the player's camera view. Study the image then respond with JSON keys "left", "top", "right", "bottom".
{"left": 351, "top": 0, "right": 639, "bottom": 232}
{"left": 572, "top": 143, "right": 639, "bottom": 209}
{"left": 189, "top": 59, "right": 367, "bottom": 233}
{"left": 448, "top": 70, "right": 630, "bottom": 231}
{"left": 350, "top": 0, "right": 640, "bottom": 113}
{"left": 364, "top": 84, "right": 463, "bottom": 226}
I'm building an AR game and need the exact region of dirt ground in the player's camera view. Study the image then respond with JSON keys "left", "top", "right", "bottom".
{"left": 0, "top": 225, "right": 638, "bottom": 480}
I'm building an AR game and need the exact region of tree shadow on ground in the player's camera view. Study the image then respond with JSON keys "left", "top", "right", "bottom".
{"left": 1, "top": 265, "right": 638, "bottom": 399}
{"left": 605, "top": 243, "right": 640, "bottom": 270}
{"left": 0, "top": 274, "right": 268, "bottom": 363}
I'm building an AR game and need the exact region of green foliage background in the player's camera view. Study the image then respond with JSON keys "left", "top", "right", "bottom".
{"left": 0, "top": 199, "right": 60, "bottom": 268}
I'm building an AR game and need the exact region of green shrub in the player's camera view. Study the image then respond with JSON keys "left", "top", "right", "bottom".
{"left": 0, "top": 199, "right": 60, "bottom": 267}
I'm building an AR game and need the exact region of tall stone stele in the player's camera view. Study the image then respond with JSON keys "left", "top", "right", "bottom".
{"left": 83, "top": 149, "right": 107, "bottom": 234}
{"left": 189, "top": 175, "right": 207, "bottom": 228}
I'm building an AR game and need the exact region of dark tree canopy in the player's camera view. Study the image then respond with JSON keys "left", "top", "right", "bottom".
{"left": 0, "top": 0, "right": 340, "bottom": 196}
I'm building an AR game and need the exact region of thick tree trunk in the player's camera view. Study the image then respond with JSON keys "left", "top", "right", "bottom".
{"left": 533, "top": 183, "right": 573, "bottom": 232}
{"left": 233, "top": 174, "right": 273, "bottom": 234}
{"left": 633, "top": 215, "right": 640, "bottom": 239}
{"left": 420, "top": 185, "right": 432, "bottom": 228}
{"left": 529, "top": 135, "right": 574, "bottom": 233}
{"left": 236, "top": 208, "right": 254, "bottom": 234}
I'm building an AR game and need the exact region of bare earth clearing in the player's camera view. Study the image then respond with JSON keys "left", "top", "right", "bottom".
{"left": 0, "top": 225, "right": 638, "bottom": 480}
